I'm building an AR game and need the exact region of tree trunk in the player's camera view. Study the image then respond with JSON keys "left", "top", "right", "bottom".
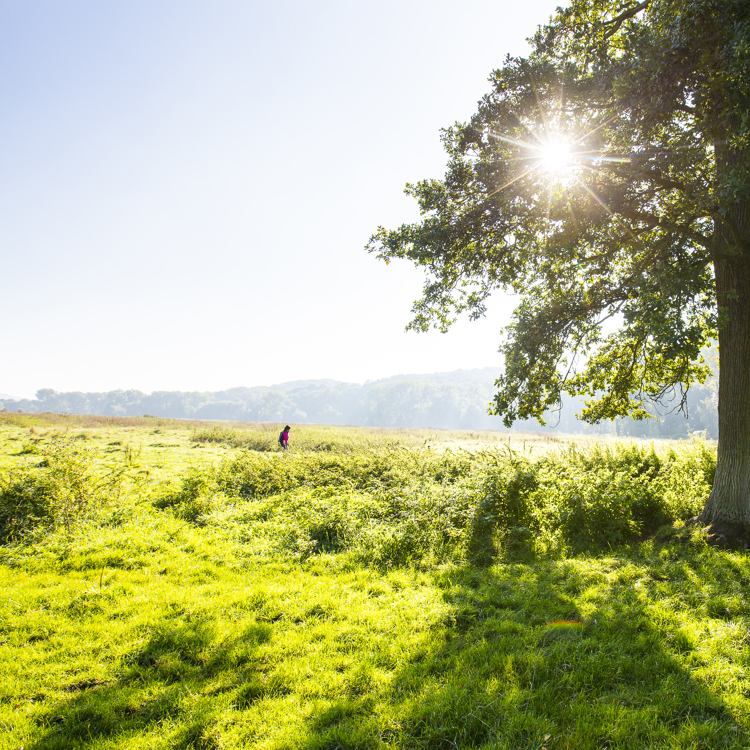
{"left": 697, "top": 148, "right": 750, "bottom": 543}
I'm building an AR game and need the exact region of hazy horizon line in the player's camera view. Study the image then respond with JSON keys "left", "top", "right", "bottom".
{"left": 1, "top": 365, "right": 505, "bottom": 402}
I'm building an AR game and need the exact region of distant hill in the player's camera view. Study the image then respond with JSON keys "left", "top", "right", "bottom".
{"left": 0, "top": 365, "right": 717, "bottom": 438}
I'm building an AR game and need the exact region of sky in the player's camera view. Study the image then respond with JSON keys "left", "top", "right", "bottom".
{"left": 1, "top": 0, "right": 562, "bottom": 399}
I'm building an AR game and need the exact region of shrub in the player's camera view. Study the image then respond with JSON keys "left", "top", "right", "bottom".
{"left": 152, "top": 467, "right": 226, "bottom": 524}
{"left": 216, "top": 450, "right": 403, "bottom": 497}
{"left": 0, "top": 470, "right": 57, "bottom": 542}
{"left": 483, "top": 442, "right": 714, "bottom": 554}
{"left": 0, "top": 439, "right": 129, "bottom": 540}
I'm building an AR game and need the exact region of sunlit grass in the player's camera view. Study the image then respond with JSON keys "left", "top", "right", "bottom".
{"left": 0, "top": 414, "right": 745, "bottom": 749}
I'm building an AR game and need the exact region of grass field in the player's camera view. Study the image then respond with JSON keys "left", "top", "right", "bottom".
{"left": 1, "top": 413, "right": 746, "bottom": 750}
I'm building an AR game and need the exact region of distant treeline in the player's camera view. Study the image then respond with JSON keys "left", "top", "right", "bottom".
{"left": 0, "top": 366, "right": 718, "bottom": 438}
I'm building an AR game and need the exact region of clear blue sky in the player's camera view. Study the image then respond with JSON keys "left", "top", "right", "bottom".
{"left": 2, "top": 0, "right": 561, "bottom": 399}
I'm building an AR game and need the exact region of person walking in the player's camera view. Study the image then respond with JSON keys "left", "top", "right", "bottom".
{"left": 278, "top": 425, "right": 290, "bottom": 451}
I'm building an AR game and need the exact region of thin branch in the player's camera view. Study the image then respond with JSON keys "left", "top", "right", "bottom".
{"left": 600, "top": 1, "right": 651, "bottom": 39}
{"left": 616, "top": 206, "right": 711, "bottom": 248}
{"left": 559, "top": 300, "right": 627, "bottom": 383}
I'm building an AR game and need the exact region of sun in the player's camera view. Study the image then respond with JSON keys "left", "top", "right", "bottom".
{"left": 538, "top": 138, "right": 572, "bottom": 175}
{"left": 487, "top": 128, "right": 591, "bottom": 194}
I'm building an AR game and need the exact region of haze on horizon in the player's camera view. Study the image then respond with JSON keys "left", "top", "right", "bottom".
{"left": 2, "top": 0, "right": 561, "bottom": 400}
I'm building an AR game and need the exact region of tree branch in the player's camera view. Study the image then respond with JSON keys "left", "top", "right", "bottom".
{"left": 616, "top": 206, "right": 711, "bottom": 249}
{"left": 601, "top": 1, "right": 651, "bottom": 40}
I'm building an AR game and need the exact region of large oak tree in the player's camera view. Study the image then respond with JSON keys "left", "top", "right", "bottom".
{"left": 368, "top": 0, "right": 750, "bottom": 541}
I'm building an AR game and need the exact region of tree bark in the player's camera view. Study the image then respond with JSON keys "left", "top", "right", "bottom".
{"left": 697, "top": 147, "right": 750, "bottom": 542}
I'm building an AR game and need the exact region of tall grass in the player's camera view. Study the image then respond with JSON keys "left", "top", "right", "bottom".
{"left": 190, "top": 423, "right": 408, "bottom": 453}
{"left": 156, "top": 441, "right": 715, "bottom": 567}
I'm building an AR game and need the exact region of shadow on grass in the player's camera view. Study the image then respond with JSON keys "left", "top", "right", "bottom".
{"left": 26, "top": 542, "right": 750, "bottom": 750}
{"left": 29, "top": 618, "right": 272, "bottom": 750}
{"left": 300, "top": 545, "right": 750, "bottom": 750}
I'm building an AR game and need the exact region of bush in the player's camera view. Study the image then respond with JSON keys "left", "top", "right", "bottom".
{"left": 214, "top": 448, "right": 474, "bottom": 498}
{"left": 153, "top": 468, "right": 227, "bottom": 525}
{"left": 482, "top": 442, "right": 714, "bottom": 555}
{"left": 0, "top": 470, "right": 57, "bottom": 542}
{"left": 0, "top": 439, "right": 129, "bottom": 540}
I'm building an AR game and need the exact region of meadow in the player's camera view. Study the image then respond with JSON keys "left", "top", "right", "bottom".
{"left": 1, "top": 412, "right": 748, "bottom": 750}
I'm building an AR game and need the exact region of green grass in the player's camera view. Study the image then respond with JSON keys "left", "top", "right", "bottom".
{"left": 0, "top": 414, "right": 746, "bottom": 749}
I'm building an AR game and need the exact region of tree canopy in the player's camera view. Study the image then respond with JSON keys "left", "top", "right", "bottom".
{"left": 368, "top": 0, "right": 749, "bottom": 429}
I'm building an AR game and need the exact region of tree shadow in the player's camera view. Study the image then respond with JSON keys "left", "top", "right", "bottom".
{"left": 26, "top": 543, "right": 750, "bottom": 749}
{"left": 298, "top": 546, "right": 750, "bottom": 749}
{"left": 29, "top": 617, "right": 272, "bottom": 749}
